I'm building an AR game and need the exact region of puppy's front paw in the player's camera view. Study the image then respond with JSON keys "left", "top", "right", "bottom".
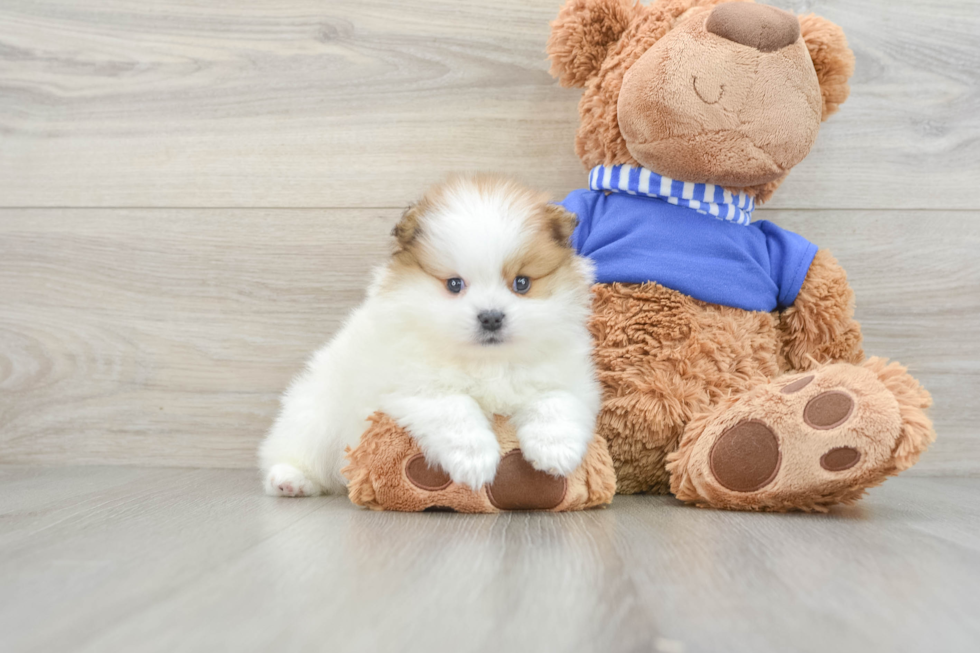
{"left": 518, "top": 422, "right": 589, "bottom": 477}
{"left": 264, "top": 463, "right": 321, "bottom": 497}
{"left": 431, "top": 432, "right": 501, "bottom": 490}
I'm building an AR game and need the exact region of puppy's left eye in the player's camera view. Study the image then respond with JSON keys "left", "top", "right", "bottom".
{"left": 512, "top": 276, "right": 531, "bottom": 294}
{"left": 446, "top": 277, "right": 465, "bottom": 294}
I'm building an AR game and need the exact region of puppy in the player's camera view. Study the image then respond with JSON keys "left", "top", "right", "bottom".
{"left": 259, "top": 175, "right": 600, "bottom": 496}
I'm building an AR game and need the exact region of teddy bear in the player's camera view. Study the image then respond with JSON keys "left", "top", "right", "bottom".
{"left": 546, "top": 0, "right": 936, "bottom": 510}
{"left": 343, "top": 0, "right": 936, "bottom": 514}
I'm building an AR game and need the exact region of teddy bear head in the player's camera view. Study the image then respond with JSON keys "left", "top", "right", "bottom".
{"left": 547, "top": 0, "right": 855, "bottom": 201}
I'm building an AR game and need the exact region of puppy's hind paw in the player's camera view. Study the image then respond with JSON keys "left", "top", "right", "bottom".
{"left": 264, "top": 464, "right": 321, "bottom": 497}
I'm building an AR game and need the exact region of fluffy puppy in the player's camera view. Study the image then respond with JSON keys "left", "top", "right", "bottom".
{"left": 259, "top": 175, "right": 601, "bottom": 496}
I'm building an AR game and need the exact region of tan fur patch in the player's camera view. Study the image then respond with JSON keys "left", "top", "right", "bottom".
{"left": 392, "top": 202, "right": 425, "bottom": 250}
{"left": 503, "top": 204, "right": 579, "bottom": 299}
{"left": 385, "top": 180, "right": 456, "bottom": 289}
{"left": 385, "top": 175, "right": 584, "bottom": 300}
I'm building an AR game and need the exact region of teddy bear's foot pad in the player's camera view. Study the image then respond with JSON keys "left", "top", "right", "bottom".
{"left": 486, "top": 450, "right": 566, "bottom": 510}
{"left": 708, "top": 388, "right": 860, "bottom": 492}
{"left": 668, "top": 358, "right": 934, "bottom": 512}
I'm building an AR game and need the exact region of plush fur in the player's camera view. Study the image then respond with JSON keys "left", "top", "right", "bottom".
{"left": 259, "top": 175, "right": 603, "bottom": 500}
{"left": 549, "top": 0, "right": 936, "bottom": 511}
{"left": 777, "top": 249, "right": 865, "bottom": 372}
{"left": 798, "top": 13, "right": 855, "bottom": 120}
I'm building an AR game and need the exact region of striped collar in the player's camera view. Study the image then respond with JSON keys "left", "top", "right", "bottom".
{"left": 589, "top": 164, "right": 755, "bottom": 226}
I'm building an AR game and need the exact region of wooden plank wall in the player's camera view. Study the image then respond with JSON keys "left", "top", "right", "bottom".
{"left": 1, "top": 0, "right": 978, "bottom": 473}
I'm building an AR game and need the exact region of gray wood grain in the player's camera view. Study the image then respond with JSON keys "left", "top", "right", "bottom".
{"left": 0, "top": 208, "right": 392, "bottom": 467}
{"left": 0, "top": 466, "right": 977, "bottom": 653}
{"left": 0, "top": 0, "right": 977, "bottom": 209}
{"left": 0, "top": 208, "right": 976, "bottom": 473}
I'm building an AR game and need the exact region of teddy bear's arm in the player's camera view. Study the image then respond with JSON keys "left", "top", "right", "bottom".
{"left": 777, "top": 248, "right": 864, "bottom": 371}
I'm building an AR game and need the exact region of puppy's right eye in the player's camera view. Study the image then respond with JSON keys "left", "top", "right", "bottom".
{"left": 446, "top": 278, "right": 465, "bottom": 294}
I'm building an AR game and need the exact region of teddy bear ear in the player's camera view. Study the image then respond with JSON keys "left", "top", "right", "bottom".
{"left": 799, "top": 13, "right": 856, "bottom": 121}
{"left": 547, "top": 0, "right": 642, "bottom": 88}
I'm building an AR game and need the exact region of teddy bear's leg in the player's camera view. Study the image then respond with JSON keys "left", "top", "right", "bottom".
{"left": 343, "top": 413, "right": 615, "bottom": 512}
{"left": 666, "top": 358, "right": 934, "bottom": 512}
{"left": 589, "top": 282, "right": 782, "bottom": 495}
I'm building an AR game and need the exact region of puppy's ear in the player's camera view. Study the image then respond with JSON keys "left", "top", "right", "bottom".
{"left": 799, "top": 14, "right": 855, "bottom": 121}
{"left": 544, "top": 204, "right": 579, "bottom": 247}
{"left": 547, "top": 0, "right": 641, "bottom": 88}
{"left": 392, "top": 202, "right": 424, "bottom": 250}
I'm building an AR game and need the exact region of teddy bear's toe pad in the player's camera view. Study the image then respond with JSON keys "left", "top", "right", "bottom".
{"left": 780, "top": 374, "right": 813, "bottom": 394}
{"left": 803, "top": 391, "right": 854, "bottom": 429}
{"left": 405, "top": 454, "right": 452, "bottom": 491}
{"left": 487, "top": 450, "right": 566, "bottom": 510}
{"left": 820, "top": 446, "right": 860, "bottom": 471}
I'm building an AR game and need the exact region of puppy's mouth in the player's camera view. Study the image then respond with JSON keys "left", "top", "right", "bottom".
{"left": 477, "top": 333, "right": 507, "bottom": 346}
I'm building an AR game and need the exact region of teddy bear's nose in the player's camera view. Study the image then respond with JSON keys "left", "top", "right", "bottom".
{"left": 705, "top": 2, "right": 800, "bottom": 52}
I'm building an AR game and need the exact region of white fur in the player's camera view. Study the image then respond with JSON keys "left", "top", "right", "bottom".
{"left": 259, "top": 178, "right": 600, "bottom": 496}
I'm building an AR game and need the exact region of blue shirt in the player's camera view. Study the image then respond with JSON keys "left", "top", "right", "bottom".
{"left": 560, "top": 187, "right": 817, "bottom": 313}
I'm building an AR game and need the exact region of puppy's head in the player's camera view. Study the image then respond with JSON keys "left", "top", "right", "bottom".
{"left": 378, "top": 175, "right": 594, "bottom": 357}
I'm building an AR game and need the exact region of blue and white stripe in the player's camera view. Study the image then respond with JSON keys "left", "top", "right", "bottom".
{"left": 589, "top": 164, "right": 755, "bottom": 226}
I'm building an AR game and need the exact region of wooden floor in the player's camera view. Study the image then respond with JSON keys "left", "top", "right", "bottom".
{"left": 1, "top": 466, "right": 978, "bottom": 653}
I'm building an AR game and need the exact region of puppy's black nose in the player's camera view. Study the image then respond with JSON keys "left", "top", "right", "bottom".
{"left": 477, "top": 310, "right": 505, "bottom": 332}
